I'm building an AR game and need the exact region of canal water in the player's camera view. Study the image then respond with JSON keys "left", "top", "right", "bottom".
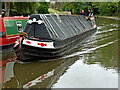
{"left": 0, "top": 18, "right": 118, "bottom": 89}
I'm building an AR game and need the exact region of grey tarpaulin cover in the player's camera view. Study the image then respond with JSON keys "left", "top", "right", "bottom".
{"left": 24, "top": 14, "right": 93, "bottom": 41}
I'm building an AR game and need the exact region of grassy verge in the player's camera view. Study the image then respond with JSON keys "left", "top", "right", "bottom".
{"left": 48, "top": 8, "right": 68, "bottom": 15}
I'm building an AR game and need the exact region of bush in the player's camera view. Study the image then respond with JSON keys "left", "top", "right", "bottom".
{"left": 37, "top": 2, "right": 49, "bottom": 14}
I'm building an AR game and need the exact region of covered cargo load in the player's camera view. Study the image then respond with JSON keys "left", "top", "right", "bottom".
{"left": 24, "top": 14, "right": 94, "bottom": 41}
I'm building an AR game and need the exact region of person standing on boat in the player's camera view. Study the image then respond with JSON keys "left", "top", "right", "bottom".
{"left": 1, "top": 9, "right": 6, "bottom": 18}
{"left": 87, "top": 9, "right": 93, "bottom": 21}
{"left": 80, "top": 10, "right": 85, "bottom": 17}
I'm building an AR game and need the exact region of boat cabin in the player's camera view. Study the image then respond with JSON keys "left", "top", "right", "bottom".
{"left": 0, "top": 17, "right": 28, "bottom": 46}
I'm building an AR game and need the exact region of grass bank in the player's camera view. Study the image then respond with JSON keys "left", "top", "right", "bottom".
{"left": 48, "top": 8, "right": 68, "bottom": 15}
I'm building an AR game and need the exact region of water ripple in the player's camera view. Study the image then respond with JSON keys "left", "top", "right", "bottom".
{"left": 64, "top": 39, "right": 118, "bottom": 58}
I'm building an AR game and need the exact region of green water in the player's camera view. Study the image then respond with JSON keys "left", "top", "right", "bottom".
{"left": 1, "top": 18, "right": 119, "bottom": 88}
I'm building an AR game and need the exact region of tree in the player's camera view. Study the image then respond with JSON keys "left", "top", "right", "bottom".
{"left": 4, "top": 2, "right": 11, "bottom": 16}
{"left": 98, "top": 2, "right": 119, "bottom": 16}
{"left": 37, "top": 2, "right": 49, "bottom": 14}
{"left": 8, "top": 2, "right": 37, "bottom": 16}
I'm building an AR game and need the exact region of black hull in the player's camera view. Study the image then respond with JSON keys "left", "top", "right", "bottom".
{"left": 15, "top": 28, "right": 97, "bottom": 61}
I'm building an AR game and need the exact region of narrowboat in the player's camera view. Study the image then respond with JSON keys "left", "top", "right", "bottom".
{"left": 0, "top": 17, "right": 28, "bottom": 50}
{"left": 13, "top": 14, "right": 97, "bottom": 61}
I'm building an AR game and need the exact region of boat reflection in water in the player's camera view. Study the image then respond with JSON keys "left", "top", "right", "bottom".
{"left": 3, "top": 56, "right": 79, "bottom": 88}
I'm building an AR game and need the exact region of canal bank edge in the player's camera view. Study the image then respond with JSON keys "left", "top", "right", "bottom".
{"left": 95, "top": 16, "right": 120, "bottom": 20}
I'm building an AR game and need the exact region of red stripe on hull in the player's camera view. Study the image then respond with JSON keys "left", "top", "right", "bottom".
{"left": 4, "top": 17, "right": 29, "bottom": 20}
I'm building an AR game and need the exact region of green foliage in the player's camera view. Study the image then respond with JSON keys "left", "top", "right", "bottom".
{"left": 37, "top": 2, "right": 49, "bottom": 14}
{"left": 11, "top": 2, "right": 36, "bottom": 16}
{"left": 62, "top": 4, "right": 66, "bottom": 11}
{"left": 60, "top": 2, "right": 119, "bottom": 16}
{"left": 9, "top": 2, "right": 49, "bottom": 16}
{"left": 99, "top": 2, "right": 119, "bottom": 16}
{"left": 5, "top": 2, "right": 120, "bottom": 16}
{"left": 61, "top": 2, "right": 92, "bottom": 15}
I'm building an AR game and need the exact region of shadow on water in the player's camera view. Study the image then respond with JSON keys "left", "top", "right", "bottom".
{"left": 0, "top": 18, "right": 119, "bottom": 88}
